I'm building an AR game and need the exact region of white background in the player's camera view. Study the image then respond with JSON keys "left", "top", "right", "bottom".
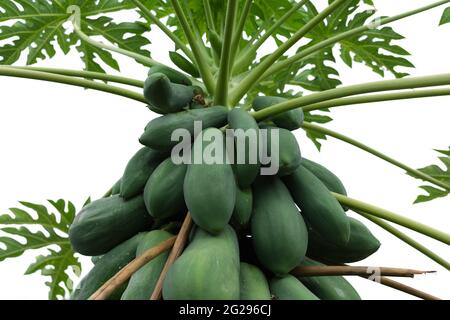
{"left": 0, "top": 0, "right": 449, "bottom": 300}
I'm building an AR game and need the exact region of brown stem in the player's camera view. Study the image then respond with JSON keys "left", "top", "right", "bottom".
{"left": 364, "top": 276, "right": 441, "bottom": 300}
{"left": 291, "top": 266, "right": 434, "bottom": 278}
{"left": 150, "top": 213, "right": 193, "bottom": 300}
{"left": 89, "top": 236, "right": 177, "bottom": 300}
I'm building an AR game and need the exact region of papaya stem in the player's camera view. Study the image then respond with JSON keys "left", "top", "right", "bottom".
{"left": 265, "top": 0, "right": 450, "bottom": 78}
{"left": 229, "top": 0, "right": 253, "bottom": 72}
{"left": 364, "top": 276, "right": 441, "bottom": 300}
{"left": 67, "top": 5, "right": 159, "bottom": 68}
{"left": 169, "top": 0, "right": 215, "bottom": 94}
{"left": 9, "top": 66, "right": 144, "bottom": 87}
{"left": 333, "top": 193, "right": 450, "bottom": 245}
{"left": 202, "top": 0, "right": 216, "bottom": 33}
{"left": 300, "top": 88, "right": 450, "bottom": 113}
{"left": 214, "top": 0, "right": 238, "bottom": 106}
{"left": 252, "top": 73, "right": 450, "bottom": 121}
{"left": 301, "top": 122, "right": 450, "bottom": 192}
{"left": 0, "top": 66, "right": 147, "bottom": 104}
{"left": 233, "top": 0, "right": 309, "bottom": 72}
{"left": 150, "top": 213, "right": 193, "bottom": 300}
{"left": 89, "top": 236, "right": 177, "bottom": 300}
{"left": 229, "top": 0, "right": 348, "bottom": 105}
{"left": 130, "top": 0, "right": 195, "bottom": 62}
{"left": 356, "top": 210, "right": 450, "bottom": 271}
{"left": 291, "top": 265, "right": 433, "bottom": 278}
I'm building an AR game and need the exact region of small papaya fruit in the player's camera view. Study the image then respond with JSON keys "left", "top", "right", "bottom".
{"left": 144, "top": 158, "right": 187, "bottom": 220}
{"left": 162, "top": 225, "right": 240, "bottom": 300}
{"left": 253, "top": 96, "right": 304, "bottom": 130}
{"left": 184, "top": 128, "right": 236, "bottom": 234}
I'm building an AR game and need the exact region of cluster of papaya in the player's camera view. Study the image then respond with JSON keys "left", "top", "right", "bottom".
{"left": 69, "top": 66, "right": 381, "bottom": 300}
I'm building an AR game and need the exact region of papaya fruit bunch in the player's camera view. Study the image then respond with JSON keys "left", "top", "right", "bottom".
{"left": 69, "top": 66, "right": 381, "bottom": 300}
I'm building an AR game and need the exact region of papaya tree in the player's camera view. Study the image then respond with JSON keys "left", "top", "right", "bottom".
{"left": 0, "top": 0, "right": 449, "bottom": 300}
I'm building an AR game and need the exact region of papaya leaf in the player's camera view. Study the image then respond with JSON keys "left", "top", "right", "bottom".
{"left": 0, "top": 0, "right": 153, "bottom": 72}
{"left": 439, "top": 7, "right": 450, "bottom": 25}
{"left": 0, "top": 199, "right": 83, "bottom": 300}
{"left": 410, "top": 148, "right": 450, "bottom": 204}
{"left": 303, "top": 112, "right": 333, "bottom": 151}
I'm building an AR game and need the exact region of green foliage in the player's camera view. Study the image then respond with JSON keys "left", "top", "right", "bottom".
{"left": 0, "top": 0, "right": 152, "bottom": 72}
{"left": 411, "top": 148, "right": 450, "bottom": 204}
{"left": 439, "top": 7, "right": 450, "bottom": 25}
{"left": 0, "top": 200, "right": 81, "bottom": 300}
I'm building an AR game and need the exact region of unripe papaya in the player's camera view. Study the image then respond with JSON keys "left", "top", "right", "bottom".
{"left": 283, "top": 166, "right": 350, "bottom": 246}
{"left": 230, "top": 186, "right": 253, "bottom": 233}
{"left": 228, "top": 108, "right": 261, "bottom": 188}
{"left": 251, "top": 176, "right": 308, "bottom": 275}
{"left": 307, "top": 217, "right": 381, "bottom": 263}
{"left": 69, "top": 195, "right": 152, "bottom": 256}
{"left": 240, "top": 262, "right": 271, "bottom": 300}
{"left": 301, "top": 158, "right": 347, "bottom": 196}
{"left": 261, "top": 125, "right": 302, "bottom": 176}
{"left": 140, "top": 106, "right": 229, "bottom": 152}
{"left": 162, "top": 225, "right": 240, "bottom": 300}
{"left": 148, "top": 65, "right": 192, "bottom": 86}
{"left": 253, "top": 96, "right": 304, "bottom": 131}
{"left": 184, "top": 128, "right": 236, "bottom": 234}
{"left": 301, "top": 158, "right": 348, "bottom": 211}
{"left": 144, "top": 158, "right": 187, "bottom": 220}
{"left": 270, "top": 275, "right": 319, "bottom": 300}
{"left": 71, "top": 234, "right": 143, "bottom": 300}
{"left": 298, "top": 258, "right": 361, "bottom": 300}
{"left": 111, "top": 178, "right": 122, "bottom": 195}
{"left": 121, "top": 230, "right": 172, "bottom": 300}
{"left": 144, "top": 73, "right": 195, "bottom": 113}
{"left": 120, "top": 147, "right": 167, "bottom": 200}
{"left": 169, "top": 51, "right": 200, "bottom": 78}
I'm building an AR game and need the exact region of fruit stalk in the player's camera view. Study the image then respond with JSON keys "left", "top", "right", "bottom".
{"left": 291, "top": 266, "right": 432, "bottom": 278}
{"left": 150, "top": 214, "right": 193, "bottom": 300}
{"left": 89, "top": 236, "right": 176, "bottom": 300}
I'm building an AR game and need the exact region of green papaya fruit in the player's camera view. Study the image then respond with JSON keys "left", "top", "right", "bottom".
{"left": 301, "top": 158, "right": 348, "bottom": 211}
{"left": 140, "top": 106, "right": 229, "bottom": 152}
{"left": 148, "top": 65, "right": 192, "bottom": 86}
{"left": 169, "top": 51, "right": 200, "bottom": 78}
{"left": 251, "top": 176, "right": 308, "bottom": 275}
{"left": 144, "top": 73, "right": 195, "bottom": 113}
{"left": 147, "top": 104, "right": 169, "bottom": 115}
{"left": 298, "top": 258, "right": 361, "bottom": 300}
{"left": 307, "top": 217, "right": 381, "bottom": 263}
{"left": 230, "top": 186, "right": 252, "bottom": 233}
{"left": 283, "top": 166, "right": 350, "bottom": 246}
{"left": 90, "top": 255, "right": 103, "bottom": 265}
{"left": 144, "top": 158, "right": 187, "bottom": 220}
{"left": 253, "top": 96, "right": 304, "bottom": 131}
{"left": 111, "top": 178, "right": 122, "bottom": 195}
{"left": 240, "top": 262, "right": 271, "bottom": 300}
{"left": 72, "top": 234, "right": 142, "bottom": 300}
{"left": 270, "top": 275, "right": 319, "bottom": 300}
{"left": 120, "top": 147, "right": 167, "bottom": 199}
{"left": 121, "top": 230, "right": 172, "bottom": 300}
{"left": 261, "top": 125, "right": 302, "bottom": 176}
{"left": 162, "top": 225, "right": 240, "bottom": 300}
{"left": 69, "top": 195, "right": 153, "bottom": 256}
{"left": 184, "top": 128, "right": 236, "bottom": 234}
{"left": 228, "top": 108, "right": 261, "bottom": 188}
